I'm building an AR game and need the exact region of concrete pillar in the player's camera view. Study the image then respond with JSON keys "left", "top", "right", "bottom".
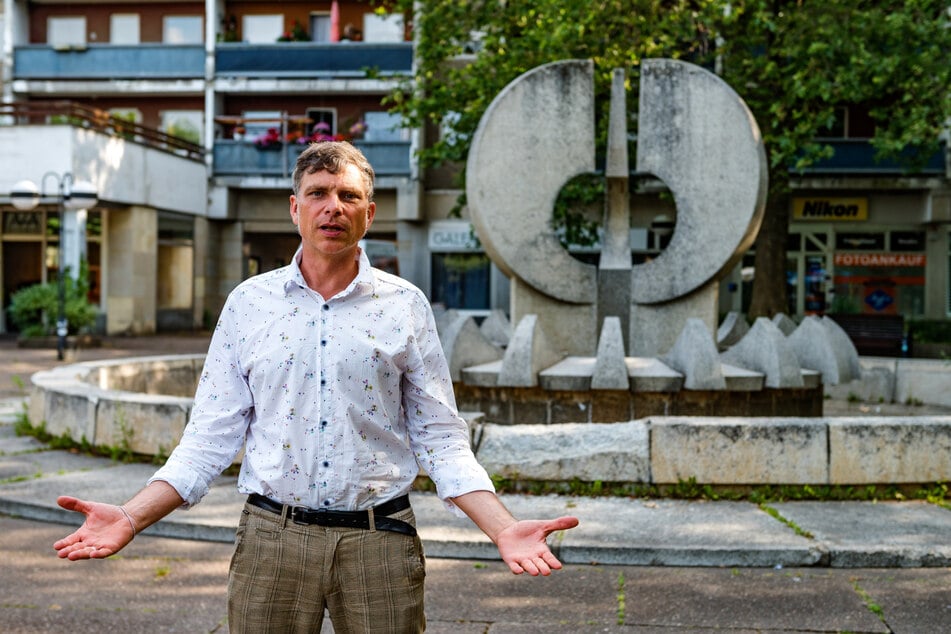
{"left": 192, "top": 216, "right": 211, "bottom": 328}
{"left": 106, "top": 206, "right": 157, "bottom": 334}
{"left": 217, "top": 221, "right": 244, "bottom": 312}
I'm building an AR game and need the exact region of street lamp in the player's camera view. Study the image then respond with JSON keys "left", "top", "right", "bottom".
{"left": 11, "top": 173, "right": 99, "bottom": 360}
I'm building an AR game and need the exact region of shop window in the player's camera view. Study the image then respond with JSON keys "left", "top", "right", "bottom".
{"left": 431, "top": 253, "right": 490, "bottom": 310}
{"left": 110, "top": 14, "right": 140, "bottom": 44}
{"left": 804, "top": 233, "right": 827, "bottom": 253}
{"left": 833, "top": 253, "right": 926, "bottom": 317}
{"left": 157, "top": 212, "right": 194, "bottom": 311}
{"left": 163, "top": 16, "right": 203, "bottom": 44}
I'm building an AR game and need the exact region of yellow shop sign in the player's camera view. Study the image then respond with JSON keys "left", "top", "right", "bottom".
{"left": 792, "top": 198, "right": 868, "bottom": 221}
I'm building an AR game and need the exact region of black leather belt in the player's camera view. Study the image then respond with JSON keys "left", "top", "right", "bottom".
{"left": 247, "top": 493, "right": 417, "bottom": 536}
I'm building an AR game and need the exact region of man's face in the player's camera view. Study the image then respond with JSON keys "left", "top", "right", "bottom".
{"left": 289, "top": 164, "right": 376, "bottom": 259}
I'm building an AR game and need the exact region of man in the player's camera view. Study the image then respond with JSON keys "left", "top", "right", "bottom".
{"left": 53, "top": 142, "right": 579, "bottom": 632}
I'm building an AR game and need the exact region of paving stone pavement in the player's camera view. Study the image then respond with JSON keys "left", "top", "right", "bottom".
{"left": 2, "top": 334, "right": 950, "bottom": 632}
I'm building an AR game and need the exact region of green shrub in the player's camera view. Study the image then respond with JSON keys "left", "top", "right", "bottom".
{"left": 909, "top": 320, "right": 951, "bottom": 344}
{"left": 7, "top": 265, "right": 97, "bottom": 337}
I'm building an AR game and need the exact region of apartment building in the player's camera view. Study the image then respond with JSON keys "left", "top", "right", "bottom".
{"left": 0, "top": 0, "right": 420, "bottom": 334}
{"left": 1, "top": 0, "right": 948, "bottom": 337}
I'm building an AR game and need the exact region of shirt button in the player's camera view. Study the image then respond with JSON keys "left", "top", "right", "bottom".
{"left": 321, "top": 420, "right": 328, "bottom": 427}
{"left": 323, "top": 500, "right": 331, "bottom": 506}
{"left": 320, "top": 340, "right": 327, "bottom": 346}
{"left": 322, "top": 461, "right": 330, "bottom": 467}
{"left": 320, "top": 379, "right": 326, "bottom": 386}
{"left": 322, "top": 304, "right": 330, "bottom": 311}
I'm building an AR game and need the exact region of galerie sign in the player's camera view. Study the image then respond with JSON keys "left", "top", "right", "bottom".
{"left": 793, "top": 198, "right": 868, "bottom": 221}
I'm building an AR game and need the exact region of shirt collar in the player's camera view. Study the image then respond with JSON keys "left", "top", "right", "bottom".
{"left": 282, "top": 245, "right": 376, "bottom": 297}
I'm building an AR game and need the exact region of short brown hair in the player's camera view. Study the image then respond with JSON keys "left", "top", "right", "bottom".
{"left": 292, "top": 141, "right": 375, "bottom": 201}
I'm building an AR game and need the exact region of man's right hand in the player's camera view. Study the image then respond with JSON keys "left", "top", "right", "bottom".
{"left": 53, "top": 496, "right": 135, "bottom": 560}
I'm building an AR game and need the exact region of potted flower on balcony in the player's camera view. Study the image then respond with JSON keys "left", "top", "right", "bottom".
{"left": 254, "top": 127, "right": 283, "bottom": 150}
{"left": 298, "top": 122, "right": 336, "bottom": 144}
{"left": 277, "top": 20, "right": 309, "bottom": 42}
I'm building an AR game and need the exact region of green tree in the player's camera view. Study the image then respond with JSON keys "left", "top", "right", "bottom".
{"left": 388, "top": 0, "right": 950, "bottom": 317}
{"left": 715, "top": 0, "right": 951, "bottom": 317}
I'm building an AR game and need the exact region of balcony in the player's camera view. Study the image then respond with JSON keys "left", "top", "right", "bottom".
{"left": 13, "top": 45, "right": 205, "bottom": 80}
{"left": 215, "top": 42, "right": 412, "bottom": 78}
{"left": 213, "top": 140, "right": 411, "bottom": 177}
{"left": 793, "top": 139, "right": 946, "bottom": 175}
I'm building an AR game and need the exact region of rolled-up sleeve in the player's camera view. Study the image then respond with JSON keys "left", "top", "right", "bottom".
{"left": 148, "top": 296, "right": 253, "bottom": 507}
{"left": 403, "top": 298, "right": 495, "bottom": 516}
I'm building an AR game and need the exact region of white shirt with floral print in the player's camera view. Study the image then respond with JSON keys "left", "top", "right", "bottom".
{"left": 150, "top": 248, "right": 494, "bottom": 516}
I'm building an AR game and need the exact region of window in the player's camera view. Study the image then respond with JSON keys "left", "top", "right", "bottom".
{"left": 431, "top": 254, "right": 491, "bottom": 310}
{"left": 363, "top": 12, "right": 404, "bottom": 43}
{"left": 305, "top": 108, "right": 336, "bottom": 135}
{"left": 242, "top": 14, "right": 283, "bottom": 43}
{"left": 161, "top": 110, "right": 203, "bottom": 145}
{"left": 48, "top": 17, "right": 86, "bottom": 47}
{"left": 163, "top": 16, "right": 203, "bottom": 44}
{"left": 110, "top": 14, "right": 140, "bottom": 44}
{"left": 362, "top": 111, "right": 408, "bottom": 142}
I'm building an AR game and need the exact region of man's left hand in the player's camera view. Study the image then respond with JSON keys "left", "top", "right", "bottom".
{"left": 494, "top": 516, "right": 580, "bottom": 576}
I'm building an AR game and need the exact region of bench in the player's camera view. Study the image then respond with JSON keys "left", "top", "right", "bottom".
{"left": 827, "top": 313, "right": 906, "bottom": 357}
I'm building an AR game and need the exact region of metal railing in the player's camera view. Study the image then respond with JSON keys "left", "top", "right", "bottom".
{"left": 212, "top": 114, "right": 410, "bottom": 177}
{"left": 0, "top": 101, "right": 205, "bottom": 161}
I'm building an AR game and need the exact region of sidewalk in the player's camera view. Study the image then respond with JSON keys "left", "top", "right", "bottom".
{"left": 2, "top": 334, "right": 950, "bottom": 632}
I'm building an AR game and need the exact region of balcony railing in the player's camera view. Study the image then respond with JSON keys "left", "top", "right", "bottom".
{"left": 213, "top": 140, "right": 411, "bottom": 178}
{"left": 0, "top": 101, "right": 204, "bottom": 161}
{"left": 215, "top": 42, "right": 413, "bottom": 78}
{"left": 13, "top": 45, "right": 205, "bottom": 80}
{"left": 793, "top": 139, "right": 946, "bottom": 175}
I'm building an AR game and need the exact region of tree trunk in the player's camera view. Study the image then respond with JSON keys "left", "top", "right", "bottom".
{"left": 747, "top": 193, "right": 791, "bottom": 319}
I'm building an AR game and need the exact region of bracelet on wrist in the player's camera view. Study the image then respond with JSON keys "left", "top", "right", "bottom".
{"left": 118, "top": 505, "right": 138, "bottom": 538}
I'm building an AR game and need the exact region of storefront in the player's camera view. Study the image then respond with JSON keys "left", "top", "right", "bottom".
{"left": 786, "top": 194, "right": 939, "bottom": 320}
{"left": 427, "top": 219, "right": 507, "bottom": 315}
{"left": 1, "top": 208, "right": 103, "bottom": 333}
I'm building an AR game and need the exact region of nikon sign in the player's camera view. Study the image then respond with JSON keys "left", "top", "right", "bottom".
{"left": 792, "top": 197, "right": 868, "bottom": 221}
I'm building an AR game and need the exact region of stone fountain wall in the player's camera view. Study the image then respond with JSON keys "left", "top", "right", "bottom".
{"left": 27, "top": 353, "right": 951, "bottom": 486}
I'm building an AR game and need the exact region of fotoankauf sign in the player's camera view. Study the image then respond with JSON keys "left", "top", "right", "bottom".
{"left": 834, "top": 253, "right": 926, "bottom": 267}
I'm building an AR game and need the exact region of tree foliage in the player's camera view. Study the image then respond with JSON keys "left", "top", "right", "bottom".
{"left": 388, "top": 0, "right": 951, "bottom": 316}
{"left": 7, "top": 265, "right": 98, "bottom": 337}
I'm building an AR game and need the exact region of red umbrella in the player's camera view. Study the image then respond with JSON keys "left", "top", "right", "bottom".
{"left": 330, "top": 1, "right": 340, "bottom": 42}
